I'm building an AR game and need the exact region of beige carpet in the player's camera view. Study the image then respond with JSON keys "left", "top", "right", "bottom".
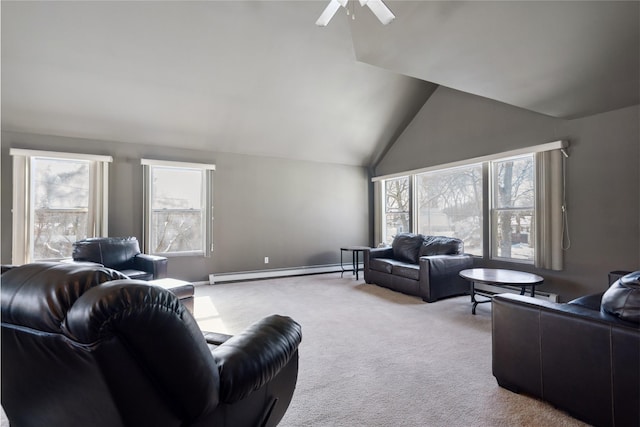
{"left": 193, "top": 273, "right": 589, "bottom": 427}
{"left": 1, "top": 273, "right": 589, "bottom": 426}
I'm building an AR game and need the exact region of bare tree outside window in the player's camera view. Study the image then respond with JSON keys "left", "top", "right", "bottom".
{"left": 492, "top": 155, "right": 535, "bottom": 261}
{"left": 416, "top": 165, "right": 483, "bottom": 255}
{"left": 150, "top": 167, "right": 204, "bottom": 253}
{"left": 31, "top": 158, "right": 90, "bottom": 260}
{"left": 377, "top": 148, "right": 551, "bottom": 264}
{"left": 383, "top": 177, "right": 409, "bottom": 244}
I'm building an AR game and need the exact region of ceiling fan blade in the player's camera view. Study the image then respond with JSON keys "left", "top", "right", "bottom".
{"left": 316, "top": 0, "right": 342, "bottom": 26}
{"left": 364, "top": 0, "right": 395, "bottom": 25}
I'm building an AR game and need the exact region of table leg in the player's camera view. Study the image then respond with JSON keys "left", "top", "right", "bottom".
{"left": 351, "top": 250, "right": 356, "bottom": 278}
{"left": 470, "top": 282, "right": 478, "bottom": 315}
{"left": 519, "top": 285, "right": 537, "bottom": 297}
{"left": 355, "top": 250, "right": 360, "bottom": 281}
{"left": 340, "top": 250, "right": 345, "bottom": 278}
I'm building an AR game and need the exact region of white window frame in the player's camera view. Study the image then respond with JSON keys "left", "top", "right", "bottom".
{"left": 381, "top": 175, "right": 411, "bottom": 245}
{"left": 489, "top": 154, "right": 535, "bottom": 264}
{"left": 372, "top": 141, "right": 567, "bottom": 270}
{"left": 141, "top": 159, "right": 215, "bottom": 257}
{"left": 10, "top": 149, "right": 112, "bottom": 264}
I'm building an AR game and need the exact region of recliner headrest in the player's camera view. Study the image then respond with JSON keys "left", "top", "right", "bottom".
{"left": 1, "top": 262, "right": 127, "bottom": 333}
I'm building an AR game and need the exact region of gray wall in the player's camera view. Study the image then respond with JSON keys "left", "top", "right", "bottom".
{"left": 375, "top": 86, "right": 640, "bottom": 301}
{"left": 1, "top": 131, "right": 369, "bottom": 282}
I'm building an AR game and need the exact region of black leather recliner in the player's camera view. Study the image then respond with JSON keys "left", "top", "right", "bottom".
{"left": 1, "top": 262, "right": 302, "bottom": 427}
{"left": 72, "top": 236, "right": 168, "bottom": 280}
{"left": 492, "top": 271, "right": 640, "bottom": 427}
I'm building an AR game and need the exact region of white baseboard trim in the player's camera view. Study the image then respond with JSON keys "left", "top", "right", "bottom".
{"left": 207, "top": 263, "right": 364, "bottom": 285}
{"left": 475, "top": 283, "right": 559, "bottom": 302}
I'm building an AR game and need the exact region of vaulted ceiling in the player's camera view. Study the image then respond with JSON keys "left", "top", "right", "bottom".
{"left": 2, "top": 1, "right": 638, "bottom": 167}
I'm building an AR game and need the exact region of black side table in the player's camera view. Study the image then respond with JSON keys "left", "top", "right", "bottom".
{"left": 340, "top": 246, "right": 369, "bottom": 280}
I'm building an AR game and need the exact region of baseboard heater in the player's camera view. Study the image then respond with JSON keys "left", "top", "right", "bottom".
{"left": 474, "top": 283, "right": 559, "bottom": 302}
{"left": 207, "top": 263, "right": 363, "bottom": 285}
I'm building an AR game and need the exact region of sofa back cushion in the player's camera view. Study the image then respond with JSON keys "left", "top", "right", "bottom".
{"left": 601, "top": 271, "right": 640, "bottom": 323}
{"left": 73, "top": 237, "right": 142, "bottom": 270}
{"left": 392, "top": 233, "right": 424, "bottom": 264}
{"left": 419, "top": 236, "right": 464, "bottom": 257}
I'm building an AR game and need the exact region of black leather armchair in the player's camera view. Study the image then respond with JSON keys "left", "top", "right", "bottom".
{"left": 72, "top": 236, "right": 167, "bottom": 280}
{"left": 1, "top": 262, "right": 302, "bottom": 427}
{"left": 492, "top": 271, "right": 640, "bottom": 427}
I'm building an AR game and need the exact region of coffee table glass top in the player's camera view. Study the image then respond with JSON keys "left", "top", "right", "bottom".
{"left": 460, "top": 268, "right": 544, "bottom": 314}
{"left": 459, "top": 268, "right": 543, "bottom": 286}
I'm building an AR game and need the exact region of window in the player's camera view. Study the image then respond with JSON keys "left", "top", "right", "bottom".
{"left": 11, "top": 149, "right": 111, "bottom": 264}
{"left": 382, "top": 176, "right": 410, "bottom": 245}
{"left": 142, "top": 159, "right": 215, "bottom": 256}
{"left": 373, "top": 141, "right": 566, "bottom": 270}
{"left": 490, "top": 155, "right": 535, "bottom": 262}
{"left": 416, "top": 164, "right": 483, "bottom": 256}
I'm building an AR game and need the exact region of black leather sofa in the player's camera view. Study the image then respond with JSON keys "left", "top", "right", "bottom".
{"left": 72, "top": 236, "right": 167, "bottom": 280}
{"left": 492, "top": 271, "right": 640, "bottom": 427}
{"left": 1, "top": 262, "right": 302, "bottom": 427}
{"left": 364, "top": 233, "right": 473, "bottom": 302}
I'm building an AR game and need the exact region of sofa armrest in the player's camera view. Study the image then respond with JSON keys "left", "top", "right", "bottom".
{"left": 419, "top": 254, "right": 473, "bottom": 276}
{"left": 133, "top": 253, "right": 168, "bottom": 279}
{"left": 418, "top": 254, "right": 473, "bottom": 302}
{"left": 364, "top": 247, "right": 394, "bottom": 284}
{"left": 367, "top": 247, "right": 393, "bottom": 260}
{"left": 210, "top": 315, "right": 302, "bottom": 404}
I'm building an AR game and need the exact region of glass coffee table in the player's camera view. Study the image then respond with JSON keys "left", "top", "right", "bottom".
{"left": 459, "top": 268, "right": 544, "bottom": 314}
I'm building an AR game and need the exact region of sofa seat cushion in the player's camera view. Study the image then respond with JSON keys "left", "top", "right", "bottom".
{"left": 120, "top": 269, "right": 153, "bottom": 281}
{"left": 391, "top": 262, "right": 420, "bottom": 281}
{"left": 369, "top": 258, "right": 394, "bottom": 274}
{"left": 369, "top": 258, "right": 420, "bottom": 280}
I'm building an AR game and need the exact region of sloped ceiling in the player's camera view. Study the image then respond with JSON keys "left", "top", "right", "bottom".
{"left": 351, "top": 0, "right": 639, "bottom": 119}
{"left": 2, "top": 1, "right": 638, "bottom": 166}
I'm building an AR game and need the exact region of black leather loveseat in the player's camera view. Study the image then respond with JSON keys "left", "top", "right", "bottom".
{"left": 364, "top": 233, "right": 473, "bottom": 302}
{"left": 492, "top": 271, "right": 640, "bottom": 427}
{"left": 1, "top": 262, "right": 302, "bottom": 427}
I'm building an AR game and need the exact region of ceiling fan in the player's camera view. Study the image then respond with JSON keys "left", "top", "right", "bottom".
{"left": 316, "top": 0, "right": 395, "bottom": 26}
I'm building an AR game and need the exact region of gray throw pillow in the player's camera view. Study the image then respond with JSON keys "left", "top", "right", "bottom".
{"left": 419, "top": 236, "right": 464, "bottom": 257}
{"left": 601, "top": 271, "right": 640, "bottom": 323}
